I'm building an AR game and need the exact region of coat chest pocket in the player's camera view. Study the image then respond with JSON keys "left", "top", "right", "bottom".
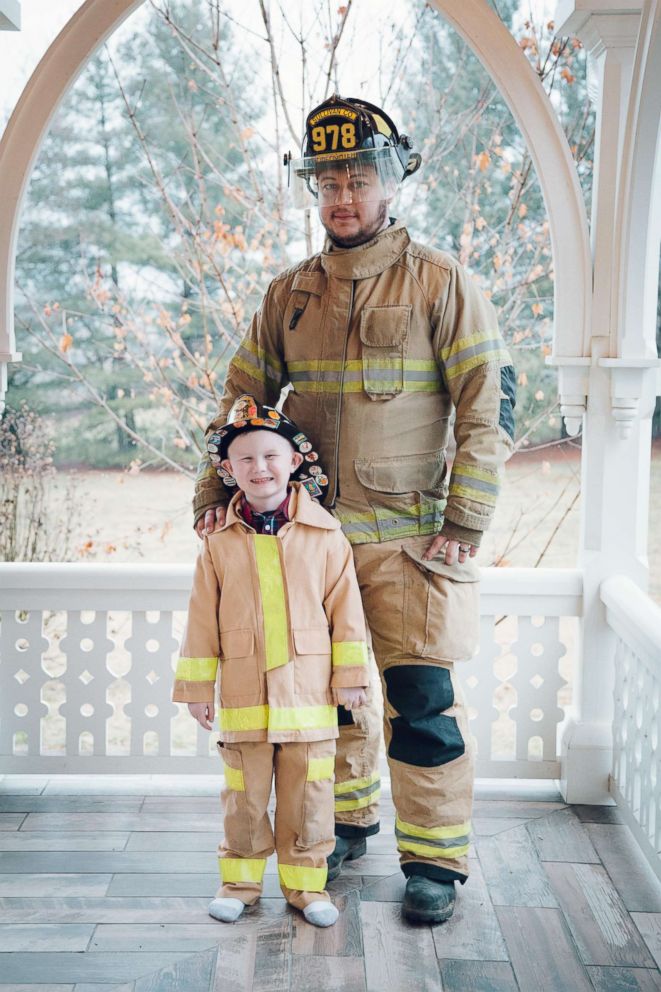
{"left": 360, "top": 305, "right": 411, "bottom": 400}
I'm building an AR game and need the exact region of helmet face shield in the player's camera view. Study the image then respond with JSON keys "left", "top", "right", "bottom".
{"left": 288, "top": 146, "right": 402, "bottom": 210}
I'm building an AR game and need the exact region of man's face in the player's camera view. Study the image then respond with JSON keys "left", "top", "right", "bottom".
{"left": 222, "top": 430, "right": 303, "bottom": 510}
{"left": 316, "top": 164, "right": 391, "bottom": 248}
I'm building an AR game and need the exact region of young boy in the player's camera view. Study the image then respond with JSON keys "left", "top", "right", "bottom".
{"left": 173, "top": 395, "right": 369, "bottom": 928}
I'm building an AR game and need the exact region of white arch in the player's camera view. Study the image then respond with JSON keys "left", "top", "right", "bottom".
{"left": 431, "top": 0, "right": 592, "bottom": 358}
{"left": 0, "top": 0, "right": 144, "bottom": 400}
{"left": 0, "top": 0, "right": 592, "bottom": 403}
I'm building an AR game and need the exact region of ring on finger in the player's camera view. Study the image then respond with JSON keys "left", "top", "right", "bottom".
{"left": 458, "top": 544, "right": 470, "bottom": 553}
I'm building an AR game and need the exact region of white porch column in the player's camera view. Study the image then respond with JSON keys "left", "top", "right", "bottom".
{"left": 555, "top": 0, "right": 660, "bottom": 802}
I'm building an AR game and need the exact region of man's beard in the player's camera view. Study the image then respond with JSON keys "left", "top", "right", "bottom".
{"left": 324, "top": 201, "right": 390, "bottom": 248}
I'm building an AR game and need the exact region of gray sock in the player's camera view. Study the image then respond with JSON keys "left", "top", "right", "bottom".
{"left": 208, "top": 897, "right": 245, "bottom": 923}
{"left": 303, "top": 900, "right": 339, "bottom": 928}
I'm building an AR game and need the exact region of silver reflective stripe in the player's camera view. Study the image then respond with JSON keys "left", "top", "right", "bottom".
{"left": 235, "top": 344, "right": 282, "bottom": 384}
{"left": 444, "top": 337, "right": 503, "bottom": 369}
{"left": 395, "top": 828, "right": 471, "bottom": 851}
{"left": 450, "top": 472, "right": 499, "bottom": 497}
{"left": 334, "top": 780, "right": 381, "bottom": 803}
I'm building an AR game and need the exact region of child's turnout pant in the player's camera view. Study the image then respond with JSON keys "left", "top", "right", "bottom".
{"left": 217, "top": 738, "right": 336, "bottom": 910}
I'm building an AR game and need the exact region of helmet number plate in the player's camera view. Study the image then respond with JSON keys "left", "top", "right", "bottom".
{"left": 311, "top": 121, "right": 357, "bottom": 153}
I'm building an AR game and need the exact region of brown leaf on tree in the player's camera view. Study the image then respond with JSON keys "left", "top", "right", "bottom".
{"left": 59, "top": 333, "right": 73, "bottom": 353}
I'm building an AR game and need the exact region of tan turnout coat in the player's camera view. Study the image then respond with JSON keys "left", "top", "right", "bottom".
{"left": 173, "top": 483, "right": 369, "bottom": 743}
{"left": 193, "top": 221, "right": 514, "bottom": 551}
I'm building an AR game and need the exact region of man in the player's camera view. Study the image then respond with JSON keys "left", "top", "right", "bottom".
{"left": 193, "top": 95, "right": 515, "bottom": 923}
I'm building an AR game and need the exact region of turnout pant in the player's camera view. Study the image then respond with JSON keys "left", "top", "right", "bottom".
{"left": 217, "top": 739, "right": 336, "bottom": 910}
{"left": 335, "top": 535, "right": 477, "bottom": 883}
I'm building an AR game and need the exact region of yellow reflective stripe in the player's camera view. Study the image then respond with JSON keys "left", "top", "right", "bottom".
{"left": 449, "top": 482, "right": 497, "bottom": 507}
{"left": 439, "top": 331, "right": 500, "bottom": 361}
{"left": 451, "top": 464, "right": 499, "bottom": 485}
{"left": 287, "top": 359, "right": 438, "bottom": 372}
{"left": 223, "top": 766, "right": 245, "bottom": 791}
{"left": 396, "top": 817, "right": 471, "bottom": 840}
{"left": 334, "top": 788, "right": 381, "bottom": 812}
{"left": 240, "top": 337, "right": 284, "bottom": 378}
{"left": 332, "top": 641, "right": 368, "bottom": 667}
{"left": 397, "top": 838, "right": 469, "bottom": 859}
{"left": 219, "top": 857, "right": 266, "bottom": 883}
{"left": 269, "top": 705, "right": 337, "bottom": 732}
{"left": 175, "top": 657, "right": 218, "bottom": 682}
{"left": 219, "top": 705, "right": 269, "bottom": 732}
{"left": 307, "top": 756, "right": 335, "bottom": 782}
{"left": 231, "top": 353, "right": 268, "bottom": 385}
{"left": 253, "top": 535, "right": 289, "bottom": 671}
{"left": 444, "top": 349, "right": 510, "bottom": 380}
{"left": 278, "top": 863, "right": 327, "bottom": 892}
{"left": 334, "top": 773, "right": 380, "bottom": 796}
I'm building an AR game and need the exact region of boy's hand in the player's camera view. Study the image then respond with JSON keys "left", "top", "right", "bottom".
{"left": 188, "top": 701, "right": 215, "bottom": 730}
{"left": 335, "top": 687, "right": 367, "bottom": 710}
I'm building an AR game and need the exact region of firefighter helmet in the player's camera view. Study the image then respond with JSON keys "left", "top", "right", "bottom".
{"left": 284, "top": 94, "right": 421, "bottom": 208}
{"left": 207, "top": 395, "right": 329, "bottom": 502}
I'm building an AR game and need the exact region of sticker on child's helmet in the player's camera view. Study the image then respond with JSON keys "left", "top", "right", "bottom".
{"left": 233, "top": 420, "right": 247, "bottom": 429}
{"left": 301, "top": 478, "right": 322, "bottom": 498}
{"left": 207, "top": 442, "right": 218, "bottom": 453}
{"left": 318, "top": 474, "right": 329, "bottom": 486}
{"left": 293, "top": 432, "right": 306, "bottom": 444}
{"left": 309, "top": 465, "right": 322, "bottom": 476}
{"left": 305, "top": 451, "right": 319, "bottom": 462}
{"left": 250, "top": 418, "right": 265, "bottom": 426}
{"left": 268, "top": 410, "right": 280, "bottom": 420}
{"left": 299, "top": 440, "right": 312, "bottom": 453}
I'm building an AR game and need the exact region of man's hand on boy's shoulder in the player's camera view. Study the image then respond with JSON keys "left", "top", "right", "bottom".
{"left": 335, "top": 687, "right": 367, "bottom": 710}
{"left": 195, "top": 506, "right": 227, "bottom": 539}
{"left": 188, "top": 701, "right": 215, "bottom": 730}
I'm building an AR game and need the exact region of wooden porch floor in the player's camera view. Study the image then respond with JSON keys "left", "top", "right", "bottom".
{"left": 1, "top": 775, "right": 661, "bottom": 992}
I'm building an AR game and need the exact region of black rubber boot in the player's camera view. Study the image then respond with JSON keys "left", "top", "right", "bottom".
{"left": 402, "top": 875, "right": 456, "bottom": 924}
{"left": 326, "top": 836, "right": 367, "bottom": 881}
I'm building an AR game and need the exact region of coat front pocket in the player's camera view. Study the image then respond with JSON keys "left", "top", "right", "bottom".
{"left": 293, "top": 628, "right": 332, "bottom": 699}
{"left": 219, "top": 628, "right": 261, "bottom": 700}
{"left": 360, "top": 305, "right": 411, "bottom": 400}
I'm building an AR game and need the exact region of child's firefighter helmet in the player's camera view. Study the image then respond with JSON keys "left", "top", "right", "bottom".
{"left": 283, "top": 94, "right": 421, "bottom": 209}
{"left": 207, "top": 395, "right": 329, "bottom": 501}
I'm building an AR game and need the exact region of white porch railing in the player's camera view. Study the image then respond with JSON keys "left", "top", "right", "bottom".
{"left": 0, "top": 564, "right": 583, "bottom": 775}
{"left": 602, "top": 575, "right": 661, "bottom": 877}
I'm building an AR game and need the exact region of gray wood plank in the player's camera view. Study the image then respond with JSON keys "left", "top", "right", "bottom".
{"left": 573, "top": 804, "right": 624, "bottom": 824}
{"left": 325, "top": 874, "right": 364, "bottom": 899}
{"left": 586, "top": 966, "right": 661, "bottom": 991}
{"left": 338, "top": 855, "right": 400, "bottom": 877}
{"left": 0, "top": 952, "right": 194, "bottom": 984}
{"left": 475, "top": 781, "right": 564, "bottom": 802}
{"left": 0, "top": 897, "right": 212, "bottom": 924}
{"left": 475, "top": 824, "right": 558, "bottom": 907}
{"left": 0, "top": 875, "right": 111, "bottom": 897}
{"left": 20, "top": 813, "right": 220, "bottom": 832}
{"left": 473, "top": 800, "right": 567, "bottom": 819}
{"left": 0, "top": 816, "right": 25, "bottom": 832}
{"left": 473, "top": 817, "right": 530, "bottom": 836}
{"left": 250, "top": 916, "right": 291, "bottom": 992}
{"left": 526, "top": 808, "right": 600, "bottom": 863}
{"left": 0, "top": 852, "right": 214, "bottom": 874}
{"left": 125, "top": 833, "right": 218, "bottom": 852}
{"left": 587, "top": 825, "right": 661, "bottom": 912}
{"left": 496, "top": 905, "right": 594, "bottom": 992}
{"left": 131, "top": 948, "right": 217, "bottom": 992}
{"left": 90, "top": 923, "right": 226, "bottom": 952}
{"left": 292, "top": 890, "right": 362, "bottom": 957}
{"left": 361, "top": 901, "right": 440, "bottom": 992}
{"left": 546, "top": 862, "right": 656, "bottom": 967}
{"left": 0, "top": 776, "right": 49, "bottom": 795}
{"left": 107, "top": 874, "right": 218, "bottom": 897}
{"left": 0, "top": 924, "right": 94, "bottom": 952}
{"left": 438, "top": 960, "right": 519, "bottom": 992}
{"left": 632, "top": 914, "right": 661, "bottom": 968}
{"left": 0, "top": 985, "right": 73, "bottom": 991}
{"left": 0, "top": 833, "right": 130, "bottom": 852}
{"left": 140, "top": 797, "right": 220, "bottom": 812}
{"left": 431, "top": 860, "right": 508, "bottom": 962}
{"left": 0, "top": 798, "right": 143, "bottom": 813}
{"left": 42, "top": 777, "right": 220, "bottom": 796}
{"left": 209, "top": 934, "right": 255, "bottom": 992}
{"left": 359, "top": 874, "right": 406, "bottom": 903}
{"left": 290, "top": 955, "right": 367, "bottom": 992}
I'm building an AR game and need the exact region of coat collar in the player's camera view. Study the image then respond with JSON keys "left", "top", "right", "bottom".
{"left": 320, "top": 219, "right": 410, "bottom": 281}
{"left": 222, "top": 483, "right": 340, "bottom": 533}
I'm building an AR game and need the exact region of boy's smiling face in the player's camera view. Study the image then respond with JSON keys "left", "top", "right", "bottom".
{"left": 222, "top": 430, "right": 303, "bottom": 512}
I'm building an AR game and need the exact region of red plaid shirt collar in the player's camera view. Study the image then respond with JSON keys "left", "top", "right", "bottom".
{"left": 238, "top": 490, "right": 291, "bottom": 535}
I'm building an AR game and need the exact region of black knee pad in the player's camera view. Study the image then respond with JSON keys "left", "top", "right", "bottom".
{"left": 337, "top": 705, "right": 354, "bottom": 726}
{"left": 384, "top": 665, "right": 465, "bottom": 767}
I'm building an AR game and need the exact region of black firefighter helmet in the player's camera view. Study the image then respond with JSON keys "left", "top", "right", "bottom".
{"left": 284, "top": 94, "right": 421, "bottom": 208}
